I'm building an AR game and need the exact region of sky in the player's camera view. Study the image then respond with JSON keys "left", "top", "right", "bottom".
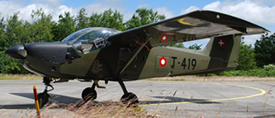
{"left": 0, "top": 0, "right": 275, "bottom": 48}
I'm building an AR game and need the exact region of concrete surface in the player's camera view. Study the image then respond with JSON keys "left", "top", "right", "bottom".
{"left": 0, "top": 80, "right": 275, "bottom": 117}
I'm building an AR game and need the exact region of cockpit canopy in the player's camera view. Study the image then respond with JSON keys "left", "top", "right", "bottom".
{"left": 62, "top": 27, "right": 120, "bottom": 54}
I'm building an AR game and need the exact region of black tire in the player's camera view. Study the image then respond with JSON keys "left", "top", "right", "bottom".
{"left": 37, "top": 93, "right": 52, "bottom": 109}
{"left": 120, "top": 92, "right": 139, "bottom": 107}
{"left": 82, "top": 87, "right": 97, "bottom": 102}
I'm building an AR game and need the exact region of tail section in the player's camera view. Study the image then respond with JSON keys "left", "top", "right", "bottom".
{"left": 202, "top": 35, "right": 241, "bottom": 70}
{"left": 139, "top": 34, "right": 241, "bottom": 79}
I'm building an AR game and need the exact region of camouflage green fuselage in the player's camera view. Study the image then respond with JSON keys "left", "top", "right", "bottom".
{"left": 22, "top": 35, "right": 240, "bottom": 81}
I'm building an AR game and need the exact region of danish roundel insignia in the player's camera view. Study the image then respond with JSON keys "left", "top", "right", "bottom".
{"left": 159, "top": 57, "right": 167, "bottom": 67}
{"left": 161, "top": 35, "right": 168, "bottom": 42}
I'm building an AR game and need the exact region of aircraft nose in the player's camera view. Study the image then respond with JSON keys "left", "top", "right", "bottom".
{"left": 5, "top": 45, "right": 27, "bottom": 59}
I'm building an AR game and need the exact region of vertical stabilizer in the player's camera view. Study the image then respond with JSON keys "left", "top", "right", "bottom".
{"left": 203, "top": 35, "right": 241, "bottom": 70}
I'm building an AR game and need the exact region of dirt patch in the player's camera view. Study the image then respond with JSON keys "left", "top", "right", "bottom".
{"left": 147, "top": 76, "right": 275, "bottom": 81}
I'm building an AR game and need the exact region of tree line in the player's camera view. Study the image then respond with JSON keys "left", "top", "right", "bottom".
{"left": 0, "top": 7, "right": 274, "bottom": 75}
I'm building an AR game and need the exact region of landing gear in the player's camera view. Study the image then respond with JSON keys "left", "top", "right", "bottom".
{"left": 37, "top": 77, "right": 54, "bottom": 108}
{"left": 120, "top": 92, "right": 138, "bottom": 105}
{"left": 82, "top": 87, "right": 97, "bottom": 102}
{"left": 81, "top": 80, "right": 104, "bottom": 102}
{"left": 118, "top": 78, "right": 139, "bottom": 107}
{"left": 81, "top": 79, "right": 138, "bottom": 106}
{"left": 82, "top": 83, "right": 97, "bottom": 102}
{"left": 37, "top": 92, "right": 52, "bottom": 108}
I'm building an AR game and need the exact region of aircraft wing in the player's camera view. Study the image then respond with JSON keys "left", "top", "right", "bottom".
{"left": 107, "top": 10, "right": 269, "bottom": 47}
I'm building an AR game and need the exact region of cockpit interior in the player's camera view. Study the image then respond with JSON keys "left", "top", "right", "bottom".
{"left": 62, "top": 27, "right": 120, "bottom": 54}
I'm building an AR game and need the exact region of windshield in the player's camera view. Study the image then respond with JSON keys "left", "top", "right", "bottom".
{"left": 62, "top": 28, "right": 91, "bottom": 43}
{"left": 62, "top": 27, "right": 119, "bottom": 43}
{"left": 62, "top": 27, "right": 120, "bottom": 54}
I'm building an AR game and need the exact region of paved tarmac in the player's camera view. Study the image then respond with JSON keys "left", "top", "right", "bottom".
{"left": 0, "top": 80, "right": 275, "bottom": 117}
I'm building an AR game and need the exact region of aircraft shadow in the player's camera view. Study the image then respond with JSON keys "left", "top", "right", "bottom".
{"left": 0, "top": 104, "right": 35, "bottom": 109}
{"left": 141, "top": 96, "right": 220, "bottom": 104}
{"left": 0, "top": 93, "right": 83, "bottom": 109}
{"left": 254, "top": 114, "right": 275, "bottom": 118}
{"left": 0, "top": 93, "right": 219, "bottom": 109}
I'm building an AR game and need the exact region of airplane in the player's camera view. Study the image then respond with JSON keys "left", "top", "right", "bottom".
{"left": 5, "top": 10, "right": 269, "bottom": 108}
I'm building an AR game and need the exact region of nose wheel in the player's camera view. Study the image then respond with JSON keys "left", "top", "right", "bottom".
{"left": 37, "top": 92, "right": 52, "bottom": 108}
{"left": 37, "top": 77, "right": 54, "bottom": 108}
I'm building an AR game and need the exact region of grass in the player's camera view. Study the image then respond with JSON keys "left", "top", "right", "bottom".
{"left": 3, "top": 100, "right": 157, "bottom": 118}
{"left": 63, "top": 101, "right": 149, "bottom": 118}
{"left": 0, "top": 74, "right": 41, "bottom": 80}
{"left": 263, "top": 86, "right": 275, "bottom": 117}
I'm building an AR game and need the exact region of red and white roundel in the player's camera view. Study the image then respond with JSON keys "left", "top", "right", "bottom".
{"left": 161, "top": 35, "right": 168, "bottom": 42}
{"left": 159, "top": 57, "right": 167, "bottom": 67}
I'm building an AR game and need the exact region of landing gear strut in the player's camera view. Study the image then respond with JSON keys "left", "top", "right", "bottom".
{"left": 118, "top": 78, "right": 138, "bottom": 107}
{"left": 37, "top": 77, "right": 54, "bottom": 108}
{"left": 114, "top": 36, "right": 152, "bottom": 106}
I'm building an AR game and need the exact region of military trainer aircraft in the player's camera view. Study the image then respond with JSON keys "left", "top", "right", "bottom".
{"left": 5, "top": 10, "right": 269, "bottom": 108}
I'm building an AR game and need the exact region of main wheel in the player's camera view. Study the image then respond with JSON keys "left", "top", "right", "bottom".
{"left": 120, "top": 92, "right": 139, "bottom": 107}
{"left": 37, "top": 93, "right": 52, "bottom": 109}
{"left": 82, "top": 87, "right": 97, "bottom": 102}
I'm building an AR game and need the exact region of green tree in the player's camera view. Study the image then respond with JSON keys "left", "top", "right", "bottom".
{"left": 75, "top": 8, "right": 89, "bottom": 31}
{"left": 0, "top": 51, "right": 27, "bottom": 74}
{"left": 30, "top": 8, "right": 54, "bottom": 42}
{"left": 188, "top": 43, "right": 202, "bottom": 50}
{"left": 4, "top": 12, "right": 22, "bottom": 47}
{"left": 168, "top": 43, "right": 202, "bottom": 50}
{"left": 254, "top": 33, "right": 275, "bottom": 67}
{"left": 0, "top": 12, "right": 29, "bottom": 74}
{"left": 52, "top": 12, "right": 76, "bottom": 41}
{"left": 89, "top": 9, "right": 125, "bottom": 31}
{"left": 167, "top": 43, "right": 185, "bottom": 48}
{"left": 0, "top": 14, "right": 7, "bottom": 51}
{"left": 237, "top": 43, "right": 257, "bottom": 70}
{"left": 125, "top": 8, "right": 165, "bottom": 29}
{"left": 21, "top": 21, "right": 33, "bottom": 43}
